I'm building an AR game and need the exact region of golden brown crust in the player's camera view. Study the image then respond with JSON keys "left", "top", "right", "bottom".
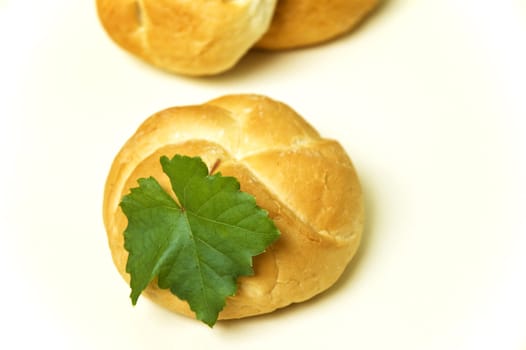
{"left": 103, "top": 94, "right": 364, "bottom": 320}
{"left": 256, "top": 0, "right": 379, "bottom": 49}
{"left": 96, "top": 0, "right": 378, "bottom": 73}
{"left": 96, "top": 0, "right": 277, "bottom": 75}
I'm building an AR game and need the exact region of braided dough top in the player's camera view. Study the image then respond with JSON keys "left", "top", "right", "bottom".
{"left": 103, "top": 94, "right": 364, "bottom": 320}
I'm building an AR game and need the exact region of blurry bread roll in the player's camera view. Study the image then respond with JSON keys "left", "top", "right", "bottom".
{"left": 96, "top": 0, "right": 277, "bottom": 75}
{"left": 103, "top": 94, "right": 364, "bottom": 320}
{"left": 256, "top": 0, "right": 379, "bottom": 49}
{"left": 96, "top": 0, "right": 378, "bottom": 74}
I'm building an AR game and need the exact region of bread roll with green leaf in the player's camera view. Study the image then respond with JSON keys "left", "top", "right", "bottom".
{"left": 256, "top": 0, "right": 379, "bottom": 49}
{"left": 103, "top": 94, "right": 364, "bottom": 324}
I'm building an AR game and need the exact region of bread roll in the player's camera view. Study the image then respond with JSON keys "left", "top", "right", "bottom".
{"left": 103, "top": 94, "right": 364, "bottom": 320}
{"left": 96, "top": 0, "right": 277, "bottom": 76}
{"left": 256, "top": 0, "right": 379, "bottom": 49}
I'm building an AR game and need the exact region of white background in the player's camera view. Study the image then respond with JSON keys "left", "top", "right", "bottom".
{"left": 1, "top": 0, "right": 525, "bottom": 349}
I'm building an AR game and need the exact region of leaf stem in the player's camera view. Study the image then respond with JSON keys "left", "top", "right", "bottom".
{"left": 209, "top": 158, "right": 221, "bottom": 175}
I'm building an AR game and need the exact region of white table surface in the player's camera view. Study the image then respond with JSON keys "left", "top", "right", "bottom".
{"left": 1, "top": 1, "right": 525, "bottom": 349}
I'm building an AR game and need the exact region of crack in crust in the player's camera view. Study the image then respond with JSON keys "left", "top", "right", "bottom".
{"left": 134, "top": 0, "right": 143, "bottom": 27}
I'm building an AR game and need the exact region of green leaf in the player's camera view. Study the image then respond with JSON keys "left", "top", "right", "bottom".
{"left": 119, "top": 155, "right": 280, "bottom": 326}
